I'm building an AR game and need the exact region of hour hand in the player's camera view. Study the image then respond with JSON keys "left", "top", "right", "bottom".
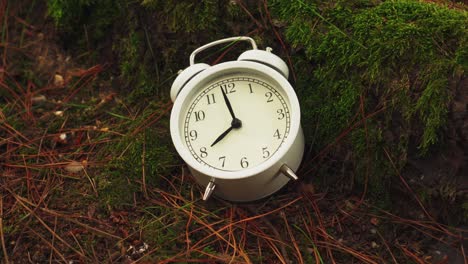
{"left": 210, "top": 118, "right": 242, "bottom": 147}
{"left": 211, "top": 126, "right": 233, "bottom": 147}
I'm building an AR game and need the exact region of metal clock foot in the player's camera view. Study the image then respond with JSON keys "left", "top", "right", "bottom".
{"left": 280, "top": 164, "right": 299, "bottom": 181}
{"left": 203, "top": 179, "right": 216, "bottom": 201}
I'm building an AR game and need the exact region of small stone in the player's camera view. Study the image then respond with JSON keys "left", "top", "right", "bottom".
{"left": 54, "top": 74, "right": 64, "bottom": 86}
{"left": 32, "top": 95, "right": 46, "bottom": 103}
{"left": 54, "top": 111, "right": 64, "bottom": 117}
{"left": 137, "top": 243, "right": 149, "bottom": 253}
{"left": 59, "top": 133, "right": 67, "bottom": 141}
{"left": 370, "top": 228, "right": 377, "bottom": 234}
{"left": 371, "top": 241, "right": 379, "bottom": 248}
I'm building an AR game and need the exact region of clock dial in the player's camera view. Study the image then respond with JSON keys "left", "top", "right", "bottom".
{"left": 182, "top": 75, "right": 290, "bottom": 171}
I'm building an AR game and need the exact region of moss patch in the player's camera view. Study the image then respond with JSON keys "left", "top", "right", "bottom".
{"left": 271, "top": 0, "right": 466, "bottom": 199}
{"left": 99, "top": 102, "right": 177, "bottom": 209}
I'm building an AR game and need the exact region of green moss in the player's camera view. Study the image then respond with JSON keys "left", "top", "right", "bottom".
{"left": 271, "top": 0, "right": 466, "bottom": 200}
{"left": 115, "top": 22, "right": 165, "bottom": 100}
{"left": 141, "top": 0, "right": 220, "bottom": 33}
{"left": 99, "top": 103, "right": 176, "bottom": 209}
{"left": 273, "top": 0, "right": 466, "bottom": 148}
{"left": 47, "top": 0, "right": 251, "bottom": 101}
{"left": 463, "top": 202, "right": 468, "bottom": 223}
{"left": 47, "top": 0, "right": 126, "bottom": 47}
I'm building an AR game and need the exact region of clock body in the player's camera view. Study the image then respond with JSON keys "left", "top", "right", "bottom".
{"left": 170, "top": 60, "right": 304, "bottom": 202}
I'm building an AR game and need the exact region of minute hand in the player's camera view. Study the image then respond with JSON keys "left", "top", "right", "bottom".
{"left": 221, "top": 86, "right": 236, "bottom": 119}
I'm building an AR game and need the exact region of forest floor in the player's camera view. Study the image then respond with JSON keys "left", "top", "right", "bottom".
{"left": 0, "top": 0, "right": 467, "bottom": 263}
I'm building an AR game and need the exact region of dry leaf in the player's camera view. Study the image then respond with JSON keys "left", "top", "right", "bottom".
{"left": 65, "top": 160, "right": 84, "bottom": 173}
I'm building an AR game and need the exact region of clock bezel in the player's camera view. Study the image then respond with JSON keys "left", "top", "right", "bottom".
{"left": 170, "top": 60, "right": 301, "bottom": 180}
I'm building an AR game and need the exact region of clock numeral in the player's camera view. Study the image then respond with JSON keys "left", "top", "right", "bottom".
{"left": 265, "top": 92, "right": 273, "bottom": 103}
{"left": 206, "top": 93, "right": 216, "bottom": 105}
{"left": 220, "top": 83, "right": 236, "bottom": 94}
{"left": 262, "top": 147, "right": 270, "bottom": 159}
{"left": 189, "top": 130, "right": 198, "bottom": 141}
{"left": 277, "top": 109, "right": 285, "bottom": 120}
{"left": 194, "top": 110, "right": 205, "bottom": 122}
{"left": 240, "top": 157, "right": 249, "bottom": 168}
{"left": 219, "top": 156, "right": 226, "bottom": 167}
{"left": 200, "top": 147, "right": 208, "bottom": 158}
{"left": 248, "top": 83, "right": 254, "bottom": 93}
{"left": 273, "top": 129, "right": 282, "bottom": 139}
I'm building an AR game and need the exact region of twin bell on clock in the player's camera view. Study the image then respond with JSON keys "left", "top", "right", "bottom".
{"left": 170, "top": 36, "right": 304, "bottom": 202}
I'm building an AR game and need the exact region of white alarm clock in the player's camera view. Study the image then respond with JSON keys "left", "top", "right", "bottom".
{"left": 170, "top": 36, "right": 304, "bottom": 202}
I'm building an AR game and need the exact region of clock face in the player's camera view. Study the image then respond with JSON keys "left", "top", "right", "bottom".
{"left": 181, "top": 74, "right": 291, "bottom": 171}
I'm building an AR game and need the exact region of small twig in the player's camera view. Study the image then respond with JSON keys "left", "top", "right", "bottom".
{"left": 245, "top": 205, "right": 289, "bottom": 263}
{"left": 383, "top": 147, "right": 434, "bottom": 222}
{"left": 82, "top": 167, "right": 98, "bottom": 196}
{"left": 159, "top": 193, "right": 252, "bottom": 263}
{"left": 461, "top": 241, "right": 467, "bottom": 264}
{"left": 367, "top": 208, "right": 459, "bottom": 240}
{"left": 0, "top": 195, "right": 10, "bottom": 264}
{"left": 262, "top": 0, "right": 297, "bottom": 83}
{"left": 280, "top": 210, "right": 303, "bottom": 264}
{"left": 69, "top": 231, "right": 86, "bottom": 257}
{"left": 300, "top": 106, "right": 387, "bottom": 176}
{"left": 131, "top": 100, "right": 173, "bottom": 136}
{"left": 49, "top": 216, "right": 58, "bottom": 264}
{"left": 210, "top": 29, "right": 258, "bottom": 65}
{"left": 184, "top": 204, "right": 194, "bottom": 257}
{"left": 398, "top": 244, "right": 426, "bottom": 264}
{"left": 226, "top": 207, "right": 238, "bottom": 263}
{"left": 56, "top": 65, "right": 103, "bottom": 111}
{"left": 359, "top": 93, "right": 369, "bottom": 203}
{"left": 310, "top": 199, "right": 335, "bottom": 263}
{"left": 141, "top": 133, "right": 148, "bottom": 199}
{"left": 143, "top": 24, "right": 160, "bottom": 84}
{"left": 27, "top": 226, "right": 68, "bottom": 263}
{"left": 375, "top": 229, "right": 398, "bottom": 264}
{"left": 1, "top": 0, "right": 8, "bottom": 77}
{"left": 235, "top": 0, "right": 263, "bottom": 28}
{"left": 7, "top": 190, "right": 86, "bottom": 259}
